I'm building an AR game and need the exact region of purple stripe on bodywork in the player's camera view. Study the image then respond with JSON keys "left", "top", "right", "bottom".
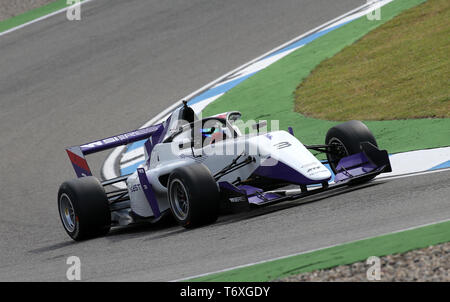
{"left": 144, "top": 139, "right": 153, "bottom": 165}
{"left": 219, "top": 182, "right": 281, "bottom": 205}
{"left": 137, "top": 168, "right": 161, "bottom": 218}
{"left": 253, "top": 159, "right": 329, "bottom": 185}
{"left": 334, "top": 152, "right": 378, "bottom": 182}
{"left": 335, "top": 166, "right": 376, "bottom": 182}
{"left": 219, "top": 182, "right": 264, "bottom": 197}
{"left": 238, "top": 185, "right": 263, "bottom": 195}
{"left": 335, "top": 152, "right": 372, "bottom": 172}
{"left": 144, "top": 139, "right": 153, "bottom": 156}
{"left": 288, "top": 127, "right": 294, "bottom": 136}
{"left": 248, "top": 192, "right": 281, "bottom": 205}
{"left": 71, "top": 163, "right": 92, "bottom": 178}
{"left": 219, "top": 182, "right": 246, "bottom": 195}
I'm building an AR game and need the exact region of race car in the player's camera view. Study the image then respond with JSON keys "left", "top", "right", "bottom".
{"left": 58, "top": 102, "right": 391, "bottom": 241}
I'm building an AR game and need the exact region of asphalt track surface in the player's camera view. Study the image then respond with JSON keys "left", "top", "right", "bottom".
{"left": 0, "top": 0, "right": 449, "bottom": 281}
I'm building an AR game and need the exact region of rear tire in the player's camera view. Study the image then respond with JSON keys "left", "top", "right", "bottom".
{"left": 167, "top": 163, "right": 220, "bottom": 228}
{"left": 58, "top": 176, "right": 111, "bottom": 241}
{"left": 325, "top": 120, "right": 378, "bottom": 184}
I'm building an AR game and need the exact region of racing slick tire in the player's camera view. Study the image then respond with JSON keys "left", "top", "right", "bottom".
{"left": 58, "top": 176, "right": 111, "bottom": 241}
{"left": 167, "top": 163, "right": 220, "bottom": 228}
{"left": 325, "top": 120, "right": 378, "bottom": 184}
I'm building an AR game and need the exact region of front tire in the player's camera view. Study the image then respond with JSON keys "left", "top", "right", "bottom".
{"left": 167, "top": 164, "right": 220, "bottom": 228}
{"left": 325, "top": 120, "right": 378, "bottom": 183}
{"left": 58, "top": 176, "right": 111, "bottom": 241}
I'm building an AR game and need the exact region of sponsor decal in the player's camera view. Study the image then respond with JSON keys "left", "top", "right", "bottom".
{"left": 229, "top": 196, "right": 247, "bottom": 203}
{"left": 274, "top": 142, "right": 291, "bottom": 149}
{"left": 129, "top": 184, "right": 141, "bottom": 193}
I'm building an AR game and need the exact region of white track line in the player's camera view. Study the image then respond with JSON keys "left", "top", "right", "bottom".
{"left": 0, "top": 0, "right": 94, "bottom": 37}
{"left": 171, "top": 216, "right": 450, "bottom": 282}
{"left": 375, "top": 166, "right": 450, "bottom": 181}
{"left": 383, "top": 147, "right": 450, "bottom": 176}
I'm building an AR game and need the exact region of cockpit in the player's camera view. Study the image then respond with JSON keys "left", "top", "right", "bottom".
{"left": 162, "top": 102, "right": 242, "bottom": 148}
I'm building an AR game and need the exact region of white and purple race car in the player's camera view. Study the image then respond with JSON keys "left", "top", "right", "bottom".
{"left": 59, "top": 102, "right": 391, "bottom": 241}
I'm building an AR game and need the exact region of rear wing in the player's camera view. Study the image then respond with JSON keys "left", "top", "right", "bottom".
{"left": 66, "top": 124, "right": 164, "bottom": 179}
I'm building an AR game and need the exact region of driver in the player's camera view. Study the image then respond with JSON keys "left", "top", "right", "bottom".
{"left": 201, "top": 123, "right": 234, "bottom": 146}
{"left": 172, "top": 101, "right": 232, "bottom": 146}
{"left": 202, "top": 127, "right": 225, "bottom": 145}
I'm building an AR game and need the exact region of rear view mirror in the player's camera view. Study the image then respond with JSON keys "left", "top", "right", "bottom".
{"left": 227, "top": 112, "right": 242, "bottom": 123}
{"left": 252, "top": 121, "right": 267, "bottom": 133}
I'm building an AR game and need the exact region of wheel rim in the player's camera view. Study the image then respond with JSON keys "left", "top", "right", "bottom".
{"left": 169, "top": 179, "right": 189, "bottom": 221}
{"left": 328, "top": 137, "right": 349, "bottom": 171}
{"left": 59, "top": 193, "right": 76, "bottom": 232}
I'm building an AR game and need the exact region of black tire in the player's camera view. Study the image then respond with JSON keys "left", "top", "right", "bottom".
{"left": 58, "top": 176, "right": 111, "bottom": 241}
{"left": 325, "top": 120, "right": 378, "bottom": 183}
{"left": 167, "top": 163, "right": 220, "bottom": 228}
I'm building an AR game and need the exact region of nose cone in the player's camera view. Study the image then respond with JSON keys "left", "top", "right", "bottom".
{"left": 250, "top": 131, "right": 331, "bottom": 184}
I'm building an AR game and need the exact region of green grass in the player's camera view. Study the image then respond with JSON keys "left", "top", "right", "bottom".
{"left": 295, "top": 0, "right": 450, "bottom": 121}
{"left": 188, "top": 219, "right": 450, "bottom": 282}
{"left": 0, "top": 0, "right": 85, "bottom": 34}
{"left": 203, "top": 0, "right": 450, "bottom": 154}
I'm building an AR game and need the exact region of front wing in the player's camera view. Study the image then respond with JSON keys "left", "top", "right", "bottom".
{"left": 219, "top": 142, "right": 391, "bottom": 207}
